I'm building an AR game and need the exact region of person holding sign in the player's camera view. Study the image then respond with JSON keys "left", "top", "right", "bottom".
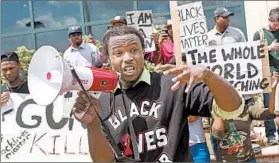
{"left": 1, "top": 52, "right": 29, "bottom": 108}
{"left": 72, "top": 26, "right": 245, "bottom": 162}
{"left": 253, "top": 7, "right": 279, "bottom": 146}
{"left": 206, "top": 7, "right": 249, "bottom": 152}
{"left": 211, "top": 71, "right": 279, "bottom": 162}
{"left": 125, "top": 11, "right": 162, "bottom": 65}
{"left": 207, "top": 7, "right": 246, "bottom": 46}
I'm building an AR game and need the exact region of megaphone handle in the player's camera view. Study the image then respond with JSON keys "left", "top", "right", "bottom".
{"left": 68, "top": 66, "right": 125, "bottom": 161}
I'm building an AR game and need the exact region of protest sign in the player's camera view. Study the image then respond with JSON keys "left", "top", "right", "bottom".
{"left": 169, "top": 1, "right": 208, "bottom": 65}
{"left": 126, "top": 10, "right": 156, "bottom": 52}
{"left": 170, "top": 1, "right": 183, "bottom": 65}
{"left": 1, "top": 93, "right": 91, "bottom": 162}
{"left": 185, "top": 40, "right": 271, "bottom": 94}
{"left": 178, "top": 1, "right": 208, "bottom": 51}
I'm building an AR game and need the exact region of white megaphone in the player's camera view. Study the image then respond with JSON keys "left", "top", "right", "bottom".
{"left": 28, "top": 46, "right": 118, "bottom": 106}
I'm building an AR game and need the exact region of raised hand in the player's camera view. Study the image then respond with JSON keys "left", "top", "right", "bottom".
{"left": 271, "top": 71, "right": 279, "bottom": 89}
{"left": 1, "top": 92, "right": 10, "bottom": 108}
{"left": 163, "top": 64, "right": 210, "bottom": 93}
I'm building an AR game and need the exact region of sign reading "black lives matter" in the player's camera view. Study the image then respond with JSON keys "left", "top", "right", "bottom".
{"left": 178, "top": 1, "right": 208, "bottom": 51}
{"left": 126, "top": 10, "right": 156, "bottom": 52}
{"left": 185, "top": 40, "right": 271, "bottom": 94}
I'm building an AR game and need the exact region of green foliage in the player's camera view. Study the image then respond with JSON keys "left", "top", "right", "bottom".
{"left": 17, "top": 46, "right": 35, "bottom": 78}
{"left": 154, "top": 24, "right": 167, "bottom": 34}
{"left": 83, "top": 34, "right": 103, "bottom": 51}
{"left": 144, "top": 60, "right": 156, "bottom": 72}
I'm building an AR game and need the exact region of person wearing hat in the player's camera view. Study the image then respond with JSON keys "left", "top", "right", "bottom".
{"left": 207, "top": 7, "right": 248, "bottom": 159}
{"left": 110, "top": 16, "right": 127, "bottom": 27}
{"left": 1, "top": 52, "right": 29, "bottom": 107}
{"left": 71, "top": 26, "right": 245, "bottom": 162}
{"left": 64, "top": 25, "right": 101, "bottom": 67}
{"left": 207, "top": 7, "right": 246, "bottom": 46}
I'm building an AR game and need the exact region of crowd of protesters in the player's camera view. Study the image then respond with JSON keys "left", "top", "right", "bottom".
{"left": 1, "top": 6, "right": 279, "bottom": 162}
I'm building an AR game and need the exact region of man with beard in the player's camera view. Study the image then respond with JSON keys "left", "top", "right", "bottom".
{"left": 207, "top": 7, "right": 248, "bottom": 155}
{"left": 207, "top": 7, "right": 246, "bottom": 46}
{"left": 1, "top": 52, "right": 29, "bottom": 107}
{"left": 63, "top": 25, "right": 101, "bottom": 67}
{"left": 71, "top": 26, "right": 245, "bottom": 162}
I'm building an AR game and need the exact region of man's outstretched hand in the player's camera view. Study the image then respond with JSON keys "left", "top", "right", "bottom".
{"left": 155, "top": 64, "right": 210, "bottom": 93}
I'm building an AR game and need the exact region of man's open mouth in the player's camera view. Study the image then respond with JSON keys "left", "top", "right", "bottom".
{"left": 123, "top": 66, "right": 136, "bottom": 74}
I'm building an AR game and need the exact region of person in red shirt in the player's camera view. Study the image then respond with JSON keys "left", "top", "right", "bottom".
{"left": 159, "top": 20, "right": 174, "bottom": 64}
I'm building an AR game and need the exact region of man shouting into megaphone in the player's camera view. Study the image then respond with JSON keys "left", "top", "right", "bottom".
{"left": 72, "top": 26, "right": 245, "bottom": 162}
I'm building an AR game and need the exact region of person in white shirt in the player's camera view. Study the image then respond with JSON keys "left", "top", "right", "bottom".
{"left": 207, "top": 7, "right": 246, "bottom": 46}
{"left": 64, "top": 25, "right": 101, "bottom": 67}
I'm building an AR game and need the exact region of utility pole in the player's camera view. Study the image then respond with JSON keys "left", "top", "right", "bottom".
{"left": 83, "top": 0, "right": 92, "bottom": 35}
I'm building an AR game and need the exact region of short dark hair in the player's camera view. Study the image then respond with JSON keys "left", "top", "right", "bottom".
{"left": 102, "top": 26, "right": 145, "bottom": 56}
{"left": 269, "top": 7, "right": 279, "bottom": 22}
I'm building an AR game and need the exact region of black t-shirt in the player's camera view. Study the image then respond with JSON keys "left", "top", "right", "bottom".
{"left": 99, "top": 72, "right": 214, "bottom": 162}
{"left": 1, "top": 81, "right": 29, "bottom": 94}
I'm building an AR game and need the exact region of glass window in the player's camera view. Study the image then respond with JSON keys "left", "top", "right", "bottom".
{"left": 137, "top": 1, "right": 169, "bottom": 13}
{"left": 85, "top": 24, "right": 107, "bottom": 42}
{"left": 36, "top": 30, "right": 69, "bottom": 52}
{"left": 203, "top": 0, "right": 236, "bottom": 7}
{"left": 153, "top": 16, "right": 171, "bottom": 25}
{"left": 177, "top": 1, "right": 193, "bottom": 6}
{"left": 1, "top": 35, "right": 34, "bottom": 52}
{"left": 204, "top": 6, "right": 245, "bottom": 34}
{"left": 1, "top": 1, "right": 31, "bottom": 34}
{"left": 84, "top": 1, "right": 134, "bottom": 22}
{"left": 33, "top": 1, "right": 82, "bottom": 29}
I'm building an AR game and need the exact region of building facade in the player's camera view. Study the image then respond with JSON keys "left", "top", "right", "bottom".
{"left": 0, "top": 0, "right": 275, "bottom": 53}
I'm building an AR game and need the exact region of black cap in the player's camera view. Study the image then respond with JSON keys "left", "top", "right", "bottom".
{"left": 1, "top": 52, "right": 20, "bottom": 63}
{"left": 214, "top": 7, "right": 234, "bottom": 17}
